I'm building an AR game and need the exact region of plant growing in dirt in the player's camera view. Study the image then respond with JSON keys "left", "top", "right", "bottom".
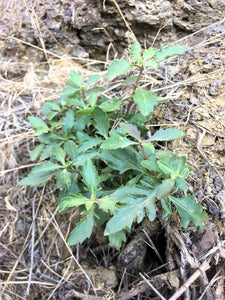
{"left": 20, "top": 42, "right": 207, "bottom": 249}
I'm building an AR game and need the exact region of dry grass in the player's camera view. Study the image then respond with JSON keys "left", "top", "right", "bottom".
{"left": 0, "top": 2, "right": 225, "bottom": 299}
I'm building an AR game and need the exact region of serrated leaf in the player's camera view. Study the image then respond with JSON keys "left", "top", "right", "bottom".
{"left": 68, "top": 211, "right": 94, "bottom": 245}
{"left": 133, "top": 87, "right": 157, "bottom": 116}
{"left": 100, "top": 148, "right": 145, "bottom": 174}
{"left": 120, "top": 122, "right": 142, "bottom": 141}
{"left": 69, "top": 70, "right": 82, "bottom": 88}
{"left": 169, "top": 195, "right": 207, "bottom": 231}
{"left": 59, "top": 194, "right": 91, "bottom": 212}
{"left": 62, "top": 110, "right": 74, "bottom": 132}
{"left": 75, "top": 107, "right": 94, "bottom": 116}
{"left": 64, "top": 140, "right": 78, "bottom": 160}
{"left": 147, "top": 128, "right": 185, "bottom": 142}
{"left": 154, "top": 45, "right": 186, "bottom": 63}
{"left": 104, "top": 191, "right": 157, "bottom": 235}
{"left": 143, "top": 47, "right": 157, "bottom": 60}
{"left": 72, "top": 150, "right": 98, "bottom": 166}
{"left": 86, "top": 74, "right": 102, "bottom": 86}
{"left": 98, "top": 196, "right": 118, "bottom": 214}
{"left": 99, "top": 98, "right": 121, "bottom": 112}
{"left": 108, "top": 59, "right": 131, "bottom": 80}
{"left": 156, "top": 179, "right": 175, "bottom": 199}
{"left": 93, "top": 107, "right": 109, "bottom": 138}
{"left": 28, "top": 116, "right": 49, "bottom": 132}
{"left": 129, "top": 42, "right": 142, "bottom": 61}
{"left": 101, "top": 136, "right": 138, "bottom": 149}
{"left": 82, "top": 159, "right": 98, "bottom": 196}
{"left": 108, "top": 230, "right": 126, "bottom": 250}
{"left": 30, "top": 144, "right": 44, "bottom": 161}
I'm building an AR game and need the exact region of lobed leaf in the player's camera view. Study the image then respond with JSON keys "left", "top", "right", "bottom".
{"left": 169, "top": 195, "right": 207, "bottom": 231}
{"left": 100, "top": 136, "right": 138, "bottom": 149}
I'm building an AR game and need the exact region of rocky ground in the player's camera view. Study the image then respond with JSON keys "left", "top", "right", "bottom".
{"left": 0, "top": 1, "right": 225, "bottom": 299}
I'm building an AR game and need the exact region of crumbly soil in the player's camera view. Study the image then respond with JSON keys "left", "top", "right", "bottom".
{"left": 0, "top": 2, "right": 225, "bottom": 300}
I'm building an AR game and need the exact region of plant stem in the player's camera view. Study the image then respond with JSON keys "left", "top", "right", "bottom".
{"left": 141, "top": 145, "right": 149, "bottom": 160}
{"left": 125, "top": 65, "right": 144, "bottom": 116}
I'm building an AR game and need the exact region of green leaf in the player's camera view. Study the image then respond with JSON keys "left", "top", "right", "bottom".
{"left": 19, "top": 171, "right": 58, "bottom": 186}
{"left": 97, "top": 196, "right": 118, "bottom": 214}
{"left": 143, "top": 47, "right": 157, "bottom": 60}
{"left": 108, "top": 59, "right": 131, "bottom": 80}
{"left": 156, "top": 179, "right": 175, "bottom": 199}
{"left": 62, "top": 86, "right": 79, "bottom": 95}
{"left": 68, "top": 210, "right": 95, "bottom": 245}
{"left": 108, "top": 230, "right": 126, "bottom": 250}
{"left": 82, "top": 159, "right": 98, "bottom": 196}
{"left": 100, "top": 149, "right": 145, "bottom": 174}
{"left": 87, "top": 94, "right": 97, "bottom": 107}
{"left": 143, "top": 60, "right": 158, "bottom": 69}
{"left": 56, "top": 169, "right": 72, "bottom": 189}
{"left": 28, "top": 116, "right": 49, "bottom": 132}
{"left": 99, "top": 98, "right": 121, "bottom": 112}
{"left": 75, "top": 107, "right": 94, "bottom": 116}
{"left": 169, "top": 195, "right": 207, "bottom": 231}
{"left": 175, "top": 177, "right": 188, "bottom": 192}
{"left": 120, "top": 122, "right": 142, "bottom": 141}
{"left": 78, "top": 137, "right": 103, "bottom": 153}
{"left": 86, "top": 74, "right": 102, "bottom": 86}
{"left": 59, "top": 194, "right": 91, "bottom": 212}
{"left": 63, "top": 110, "right": 74, "bottom": 132}
{"left": 52, "top": 145, "right": 66, "bottom": 165}
{"left": 44, "top": 101, "right": 61, "bottom": 111}
{"left": 123, "top": 76, "right": 138, "bottom": 84}
{"left": 157, "top": 161, "right": 174, "bottom": 175}
{"left": 141, "top": 156, "right": 161, "bottom": 173}
{"left": 63, "top": 98, "right": 86, "bottom": 108}
{"left": 129, "top": 42, "right": 142, "bottom": 61}
{"left": 104, "top": 191, "right": 157, "bottom": 235}
{"left": 133, "top": 87, "right": 157, "bottom": 116}
{"left": 101, "top": 136, "right": 138, "bottom": 149}
{"left": 93, "top": 107, "right": 109, "bottom": 138}
{"left": 147, "top": 128, "right": 185, "bottom": 142}
{"left": 64, "top": 140, "right": 78, "bottom": 160}
{"left": 30, "top": 144, "right": 44, "bottom": 161}
{"left": 72, "top": 150, "right": 98, "bottom": 166}
{"left": 154, "top": 45, "right": 186, "bottom": 63}
{"left": 31, "top": 162, "right": 63, "bottom": 174}
{"left": 69, "top": 71, "right": 82, "bottom": 88}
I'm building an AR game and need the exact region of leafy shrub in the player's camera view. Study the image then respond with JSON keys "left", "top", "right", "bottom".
{"left": 20, "top": 43, "right": 207, "bottom": 249}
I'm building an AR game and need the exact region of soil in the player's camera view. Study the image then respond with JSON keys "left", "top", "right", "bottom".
{"left": 0, "top": 1, "right": 225, "bottom": 299}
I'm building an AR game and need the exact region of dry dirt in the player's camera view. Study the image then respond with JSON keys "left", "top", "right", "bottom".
{"left": 0, "top": 1, "right": 225, "bottom": 300}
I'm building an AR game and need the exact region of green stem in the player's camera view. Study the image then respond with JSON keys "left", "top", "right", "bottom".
{"left": 125, "top": 65, "right": 144, "bottom": 116}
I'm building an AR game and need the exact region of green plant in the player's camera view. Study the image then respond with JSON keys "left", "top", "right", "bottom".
{"left": 20, "top": 42, "right": 207, "bottom": 249}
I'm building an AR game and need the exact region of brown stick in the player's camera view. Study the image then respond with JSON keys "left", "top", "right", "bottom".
{"left": 169, "top": 261, "right": 210, "bottom": 300}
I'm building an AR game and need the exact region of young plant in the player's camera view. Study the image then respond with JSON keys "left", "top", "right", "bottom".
{"left": 20, "top": 42, "right": 207, "bottom": 249}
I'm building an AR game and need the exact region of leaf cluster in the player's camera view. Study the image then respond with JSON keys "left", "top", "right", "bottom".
{"left": 20, "top": 43, "right": 207, "bottom": 249}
